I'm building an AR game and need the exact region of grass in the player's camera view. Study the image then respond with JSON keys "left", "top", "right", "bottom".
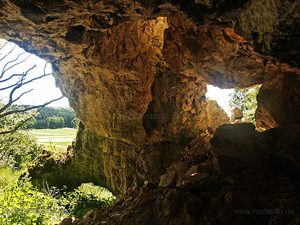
{"left": 0, "top": 168, "right": 115, "bottom": 224}
{"left": 31, "top": 128, "right": 77, "bottom": 152}
{"left": 0, "top": 167, "right": 23, "bottom": 186}
{"left": 0, "top": 128, "right": 115, "bottom": 224}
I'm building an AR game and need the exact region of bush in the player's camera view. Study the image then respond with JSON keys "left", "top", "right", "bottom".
{"left": 64, "top": 182, "right": 115, "bottom": 218}
{"left": 0, "top": 170, "right": 116, "bottom": 223}
{"left": 0, "top": 175, "right": 68, "bottom": 225}
{"left": 0, "top": 130, "right": 43, "bottom": 169}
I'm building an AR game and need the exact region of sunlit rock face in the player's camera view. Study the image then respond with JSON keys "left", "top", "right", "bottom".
{"left": 206, "top": 100, "right": 230, "bottom": 132}
{"left": 256, "top": 65, "right": 300, "bottom": 129}
{"left": 2, "top": 0, "right": 300, "bottom": 224}
{"left": 1, "top": 0, "right": 300, "bottom": 199}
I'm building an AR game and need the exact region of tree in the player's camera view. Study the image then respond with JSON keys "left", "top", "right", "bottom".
{"left": 47, "top": 116, "right": 65, "bottom": 129}
{"left": 32, "top": 106, "right": 77, "bottom": 128}
{"left": 0, "top": 40, "right": 64, "bottom": 168}
{"left": 229, "top": 87, "right": 260, "bottom": 123}
{"left": 71, "top": 118, "right": 80, "bottom": 128}
{"left": 0, "top": 40, "right": 63, "bottom": 135}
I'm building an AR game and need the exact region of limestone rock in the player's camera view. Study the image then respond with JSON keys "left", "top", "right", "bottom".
{"left": 1, "top": 0, "right": 300, "bottom": 199}
{"left": 256, "top": 66, "right": 300, "bottom": 130}
{"left": 268, "top": 124, "right": 300, "bottom": 179}
{"left": 60, "top": 218, "right": 72, "bottom": 225}
{"left": 206, "top": 100, "right": 230, "bottom": 132}
{"left": 210, "top": 124, "right": 266, "bottom": 175}
{"left": 241, "top": 117, "right": 251, "bottom": 123}
{"left": 230, "top": 107, "right": 243, "bottom": 122}
{"left": 158, "top": 170, "right": 176, "bottom": 188}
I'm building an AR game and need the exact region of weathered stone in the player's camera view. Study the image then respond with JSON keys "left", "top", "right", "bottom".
{"left": 230, "top": 107, "right": 243, "bottom": 122}
{"left": 210, "top": 123, "right": 266, "bottom": 175}
{"left": 60, "top": 218, "right": 72, "bottom": 225}
{"left": 256, "top": 66, "right": 300, "bottom": 130}
{"left": 162, "top": 13, "right": 268, "bottom": 89}
{"left": 241, "top": 117, "right": 251, "bottom": 123}
{"left": 158, "top": 170, "right": 176, "bottom": 188}
{"left": 1, "top": 1, "right": 300, "bottom": 224}
{"left": 1, "top": 0, "right": 300, "bottom": 196}
{"left": 206, "top": 100, "right": 230, "bottom": 132}
{"left": 268, "top": 124, "right": 300, "bottom": 180}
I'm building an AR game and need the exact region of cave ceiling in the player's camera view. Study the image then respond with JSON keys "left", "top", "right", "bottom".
{"left": 1, "top": 0, "right": 300, "bottom": 195}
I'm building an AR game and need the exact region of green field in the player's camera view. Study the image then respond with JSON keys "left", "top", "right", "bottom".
{"left": 31, "top": 128, "right": 77, "bottom": 152}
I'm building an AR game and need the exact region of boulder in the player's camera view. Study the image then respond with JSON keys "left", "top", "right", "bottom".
{"left": 230, "top": 107, "right": 243, "bottom": 123}
{"left": 206, "top": 100, "right": 230, "bottom": 132}
{"left": 210, "top": 123, "right": 266, "bottom": 175}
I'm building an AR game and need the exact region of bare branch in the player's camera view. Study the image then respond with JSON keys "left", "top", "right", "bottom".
{"left": 0, "top": 115, "right": 35, "bottom": 135}
{"left": 21, "top": 71, "right": 51, "bottom": 87}
{"left": 12, "top": 89, "right": 33, "bottom": 103}
{"left": 0, "top": 72, "right": 52, "bottom": 91}
{"left": 0, "top": 52, "right": 30, "bottom": 79}
{"left": 0, "top": 73, "right": 25, "bottom": 83}
{"left": 0, "top": 96, "right": 64, "bottom": 119}
{"left": 0, "top": 65, "right": 35, "bottom": 114}
{"left": 0, "top": 44, "right": 16, "bottom": 63}
{"left": 0, "top": 43, "right": 65, "bottom": 135}
{"left": 0, "top": 41, "right": 9, "bottom": 51}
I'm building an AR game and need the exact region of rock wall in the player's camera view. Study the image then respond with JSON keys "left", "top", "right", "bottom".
{"left": 62, "top": 124, "right": 300, "bottom": 225}
{"left": 206, "top": 100, "right": 230, "bottom": 132}
{"left": 1, "top": 0, "right": 300, "bottom": 198}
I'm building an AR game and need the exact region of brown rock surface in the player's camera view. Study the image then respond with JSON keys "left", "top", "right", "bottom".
{"left": 256, "top": 65, "right": 300, "bottom": 129}
{"left": 206, "top": 100, "right": 230, "bottom": 132}
{"left": 210, "top": 123, "right": 266, "bottom": 175}
{"left": 63, "top": 125, "right": 300, "bottom": 225}
{"left": 230, "top": 107, "right": 243, "bottom": 121}
{"left": 1, "top": 0, "right": 300, "bottom": 224}
{"left": 1, "top": 0, "right": 300, "bottom": 195}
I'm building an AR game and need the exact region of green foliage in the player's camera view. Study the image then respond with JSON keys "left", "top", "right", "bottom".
{"left": 0, "top": 170, "right": 115, "bottom": 223}
{"left": 71, "top": 118, "right": 80, "bottom": 129}
{"left": 0, "top": 131, "right": 43, "bottom": 170}
{"left": 47, "top": 116, "right": 65, "bottom": 129}
{"left": 229, "top": 87, "right": 260, "bottom": 123}
{"left": 0, "top": 167, "right": 22, "bottom": 187}
{"left": 64, "top": 182, "right": 115, "bottom": 219}
{"left": 34, "top": 107, "right": 77, "bottom": 129}
{"left": 0, "top": 175, "right": 68, "bottom": 225}
{"left": 0, "top": 104, "right": 38, "bottom": 132}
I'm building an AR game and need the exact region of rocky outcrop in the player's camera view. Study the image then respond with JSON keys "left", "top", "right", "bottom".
{"left": 256, "top": 65, "right": 300, "bottom": 129}
{"left": 1, "top": 0, "right": 300, "bottom": 210}
{"left": 210, "top": 123, "right": 266, "bottom": 175}
{"left": 230, "top": 107, "right": 252, "bottom": 124}
{"left": 62, "top": 124, "right": 300, "bottom": 225}
{"left": 206, "top": 100, "right": 230, "bottom": 132}
{"left": 230, "top": 107, "right": 243, "bottom": 122}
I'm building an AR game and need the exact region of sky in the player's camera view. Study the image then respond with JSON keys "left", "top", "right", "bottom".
{"left": 0, "top": 39, "right": 70, "bottom": 108}
{"left": 206, "top": 85, "right": 234, "bottom": 116}
{"left": 0, "top": 39, "right": 234, "bottom": 114}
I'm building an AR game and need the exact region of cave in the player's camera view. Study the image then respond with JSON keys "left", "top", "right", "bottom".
{"left": 1, "top": 0, "right": 300, "bottom": 224}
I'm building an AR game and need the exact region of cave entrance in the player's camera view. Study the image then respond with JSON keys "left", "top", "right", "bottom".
{"left": 206, "top": 84, "right": 261, "bottom": 125}
{"left": 0, "top": 39, "right": 79, "bottom": 150}
{"left": 206, "top": 84, "right": 234, "bottom": 116}
{"left": 0, "top": 39, "right": 69, "bottom": 107}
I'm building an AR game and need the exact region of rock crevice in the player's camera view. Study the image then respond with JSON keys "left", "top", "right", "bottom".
{"left": 1, "top": 1, "right": 300, "bottom": 222}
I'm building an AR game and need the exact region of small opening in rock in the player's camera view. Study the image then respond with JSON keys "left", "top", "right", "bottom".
{"left": 0, "top": 39, "right": 69, "bottom": 107}
{"left": 206, "top": 84, "right": 234, "bottom": 116}
{"left": 206, "top": 84, "right": 261, "bottom": 126}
